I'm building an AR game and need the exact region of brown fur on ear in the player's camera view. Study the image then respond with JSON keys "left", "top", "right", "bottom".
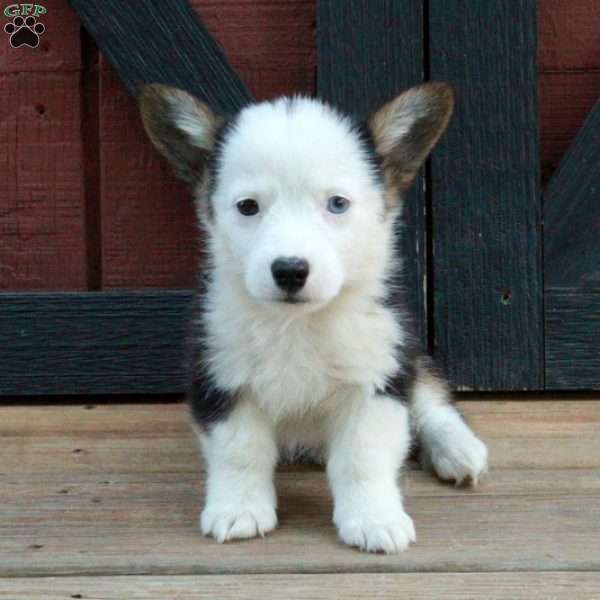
{"left": 139, "top": 84, "right": 220, "bottom": 185}
{"left": 368, "top": 82, "right": 454, "bottom": 200}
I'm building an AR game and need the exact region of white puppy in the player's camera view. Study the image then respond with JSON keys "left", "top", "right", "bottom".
{"left": 139, "top": 83, "right": 488, "bottom": 554}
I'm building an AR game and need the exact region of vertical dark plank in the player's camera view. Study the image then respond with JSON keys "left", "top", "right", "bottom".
{"left": 429, "top": 1, "right": 542, "bottom": 389}
{"left": 317, "top": 0, "right": 427, "bottom": 347}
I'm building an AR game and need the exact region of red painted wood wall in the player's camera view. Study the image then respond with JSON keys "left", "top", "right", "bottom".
{"left": 1, "top": 0, "right": 598, "bottom": 291}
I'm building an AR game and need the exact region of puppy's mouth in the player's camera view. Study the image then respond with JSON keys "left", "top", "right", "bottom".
{"left": 281, "top": 295, "right": 308, "bottom": 305}
{"left": 260, "top": 292, "right": 328, "bottom": 313}
{"left": 264, "top": 291, "right": 314, "bottom": 307}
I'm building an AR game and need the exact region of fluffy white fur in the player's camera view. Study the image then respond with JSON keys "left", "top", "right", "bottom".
{"left": 140, "top": 86, "right": 489, "bottom": 553}
{"left": 207, "top": 98, "right": 391, "bottom": 309}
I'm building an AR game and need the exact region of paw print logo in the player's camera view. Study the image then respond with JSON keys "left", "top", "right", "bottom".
{"left": 4, "top": 15, "right": 45, "bottom": 48}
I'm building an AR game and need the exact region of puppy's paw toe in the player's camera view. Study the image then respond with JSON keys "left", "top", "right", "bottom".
{"left": 424, "top": 425, "right": 488, "bottom": 486}
{"left": 201, "top": 503, "right": 277, "bottom": 542}
{"left": 337, "top": 509, "right": 416, "bottom": 554}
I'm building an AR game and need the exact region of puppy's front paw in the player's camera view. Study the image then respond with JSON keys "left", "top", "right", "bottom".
{"left": 336, "top": 507, "right": 416, "bottom": 554}
{"left": 422, "top": 420, "right": 488, "bottom": 486}
{"left": 201, "top": 501, "right": 277, "bottom": 543}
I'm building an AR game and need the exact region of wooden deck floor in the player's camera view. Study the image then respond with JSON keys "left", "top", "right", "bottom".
{"left": 1, "top": 399, "right": 599, "bottom": 599}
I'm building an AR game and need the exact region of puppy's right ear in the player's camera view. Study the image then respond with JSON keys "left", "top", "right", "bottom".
{"left": 139, "top": 84, "right": 220, "bottom": 185}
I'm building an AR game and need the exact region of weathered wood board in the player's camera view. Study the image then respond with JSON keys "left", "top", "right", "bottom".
{"left": 428, "top": 0, "right": 543, "bottom": 390}
{"left": 0, "top": 292, "right": 191, "bottom": 396}
{"left": 0, "top": 1, "right": 87, "bottom": 290}
{"left": 2, "top": 573, "right": 600, "bottom": 600}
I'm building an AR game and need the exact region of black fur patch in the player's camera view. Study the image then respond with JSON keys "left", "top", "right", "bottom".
{"left": 206, "top": 115, "right": 237, "bottom": 198}
{"left": 184, "top": 276, "right": 239, "bottom": 429}
{"left": 354, "top": 120, "right": 384, "bottom": 184}
{"left": 188, "top": 376, "right": 238, "bottom": 428}
{"left": 377, "top": 340, "right": 419, "bottom": 405}
{"left": 283, "top": 96, "right": 297, "bottom": 116}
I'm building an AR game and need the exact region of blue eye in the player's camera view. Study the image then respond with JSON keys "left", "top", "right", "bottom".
{"left": 327, "top": 195, "right": 350, "bottom": 214}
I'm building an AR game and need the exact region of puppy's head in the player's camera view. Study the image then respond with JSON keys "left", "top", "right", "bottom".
{"left": 139, "top": 84, "right": 453, "bottom": 310}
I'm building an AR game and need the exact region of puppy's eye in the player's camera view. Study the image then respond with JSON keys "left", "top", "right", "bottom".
{"left": 236, "top": 199, "right": 260, "bottom": 216}
{"left": 327, "top": 195, "right": 350, "bottom": 214}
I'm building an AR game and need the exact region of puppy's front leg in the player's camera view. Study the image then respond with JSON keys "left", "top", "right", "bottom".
{"left": 197, "top": 399, "right": 278, "bottom": 542}
{"left": 327, "top": 391, "right": 415, "bottom": 554}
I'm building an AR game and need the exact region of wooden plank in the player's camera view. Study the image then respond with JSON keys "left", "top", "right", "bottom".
{"left": 545, "top": 289, "right": 600, "bottom": 389}
{"left": 429, "top": 1, "right": 543, "bottom": 390}
{"left": 0, "top": 1, "right": 87, "bottom": 291}
{"left": 0, "top": 292, "right": 192, "bottom": 395}
{"left": 317, "top": 0, "right": 427, "bottom": 345}
{"left": 5, "top": 467, "right": 600, "bottom": 497}
{"left": 1, "top": 408, "right": 600, "bottom": 575}
{"left": 1, "top": 479, "right": 599, "bottom": 576}
{"left": 2, "top": 573, "right": 600, "bottom": 600}
{"left": 80, "top": 33, "right": 103, "bottom": 290}
{"left": 2, "top": 400, "right": 600, "bottom": 475}
{"left": 95, "top": 1, "right": 316, "bottom": 288}
{"left": 98, "top": 59, "right": 199, "bottom": 288}
{"left": 544, "top": 96, "right": 600, "bottom": 390}
{"left": 191, "top": 0, "right": 316, "bottom": 101}
{"left": 538, "top": 0, "right": 600, "bottom": 71}
{"left": 0, "top": 72, "right": 87, "bottom": 290}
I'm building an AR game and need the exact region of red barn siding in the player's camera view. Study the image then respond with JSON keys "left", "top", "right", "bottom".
{"left": 191, "top": 0, "right": 316, "bottom": 101}
{"left": 538, "top": 0, "right": 600, "bottom": 185}
{"left": 0, "top": 1, "right": 87, "bottom": 290}
{"left": 1, "top": 0, "right": 598, "bottom": 290}
{"left": 99, "top": 59, "right": 198, "bottom": 289}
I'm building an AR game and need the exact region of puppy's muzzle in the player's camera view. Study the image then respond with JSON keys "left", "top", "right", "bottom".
{"left": 271, "top": 257, "right": 309, "bottom": 295}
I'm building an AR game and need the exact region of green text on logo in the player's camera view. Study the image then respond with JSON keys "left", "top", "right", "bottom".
{"left": 4, "top": 4, "right": 47, "bottom": 18}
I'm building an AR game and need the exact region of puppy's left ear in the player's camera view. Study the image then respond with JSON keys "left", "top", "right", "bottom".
{"left": 368, "top": 82, "right": 454, "bottom": 198}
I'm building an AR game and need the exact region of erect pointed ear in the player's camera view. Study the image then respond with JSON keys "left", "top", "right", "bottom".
{"left": 368, "top": 82, "right": 454, "bottom": 197}
{"left": 138, "top": 84, "right": 221, "bottom": 185}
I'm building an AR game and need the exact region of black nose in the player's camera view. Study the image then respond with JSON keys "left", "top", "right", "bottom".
{"left": 271, "top": 257, "right": 310, "bottom": 294}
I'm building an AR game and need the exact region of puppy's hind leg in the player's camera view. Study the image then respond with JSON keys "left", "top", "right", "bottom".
{"left": 410, "top": 359, "right": 488, "bottom": 486}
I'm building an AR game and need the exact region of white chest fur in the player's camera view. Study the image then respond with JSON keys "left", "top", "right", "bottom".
{"left": 204, "top": 282, "right": 403, "bottom": 422}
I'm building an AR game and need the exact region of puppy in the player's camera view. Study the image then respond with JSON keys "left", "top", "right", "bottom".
{"left": 139, "top": 83, "right": 488, "bottom": 554}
